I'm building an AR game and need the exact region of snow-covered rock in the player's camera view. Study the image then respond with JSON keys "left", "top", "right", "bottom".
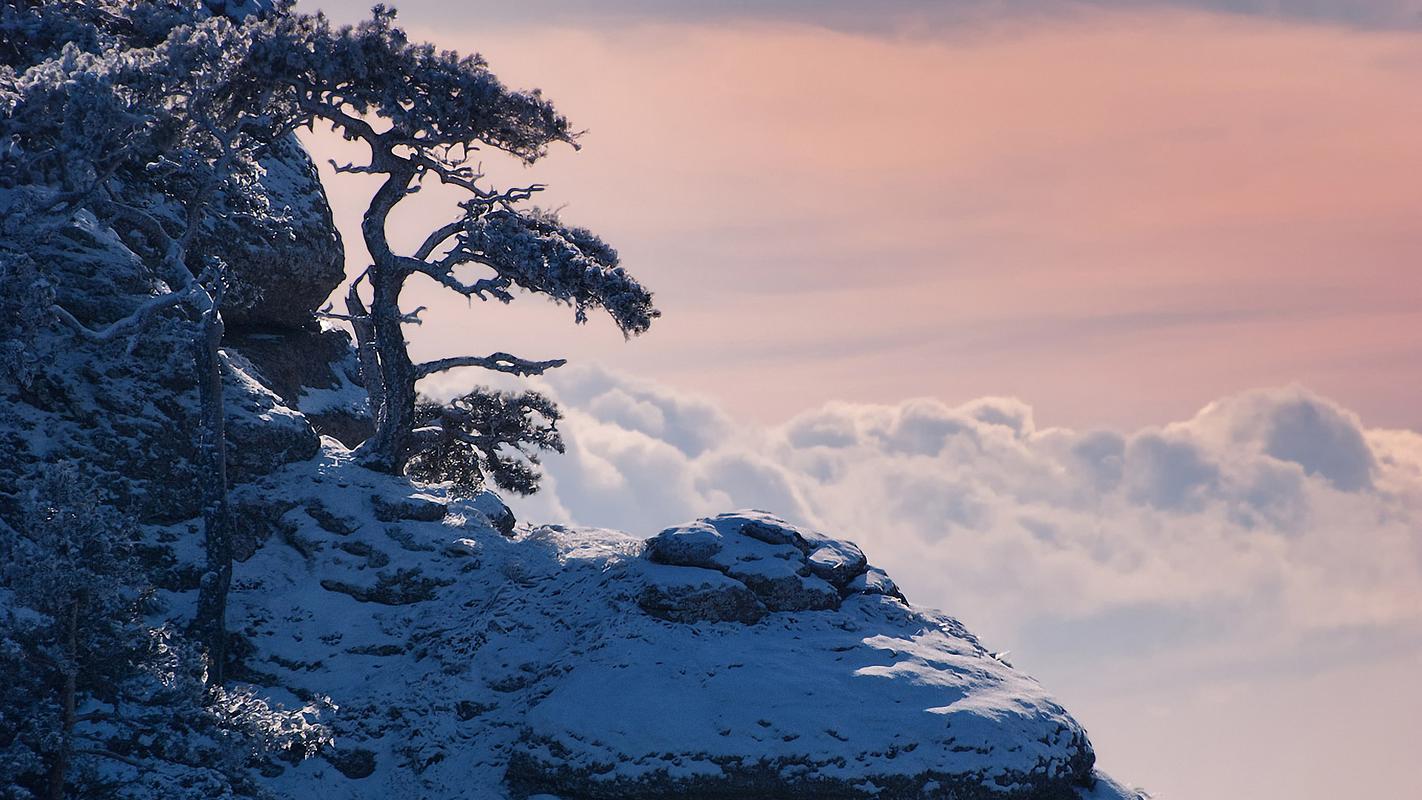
{"left": 229, "top": 325, "right": 373, "bottom": 447}
{"left": 0, "top": 188, "right": 320, "bottom": 522}
{"left": 197, "top": 133, "right": 345, "bottom": 331}
{"left": 197, "top": 449, "right": 1122, "bottom": 799}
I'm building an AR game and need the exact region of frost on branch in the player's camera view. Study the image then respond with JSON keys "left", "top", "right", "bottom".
{"left": 441, "top": 205, "right": 658, "bottom": 336}
{"left": 407, "top": 389, "right": 565, "bottom": 497}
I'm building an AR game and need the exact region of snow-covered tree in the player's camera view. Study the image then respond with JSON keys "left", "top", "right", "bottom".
{"left": 250, "top": 6, "right": 659, "bottom": 475}
{"left": 0, "top": 463, "right": 329, "bottom": 800}
{"left": 2, "top": 0, "right": 301, "bottom": 682}
{"left": 0, "top": 463, "right": 143, "bottom": 800}
{"left": 407, "top": 387, "right": 564, "bottom": 497}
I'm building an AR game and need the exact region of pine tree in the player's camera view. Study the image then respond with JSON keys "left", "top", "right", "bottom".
{"left": 407, "top": 388, "right": 565, "bottom": 497}
{"left": 0, "top": 464, "right": 328, "bottom": 799}
{"left": 248, "top": 6, "right": 659, "bottom": 476}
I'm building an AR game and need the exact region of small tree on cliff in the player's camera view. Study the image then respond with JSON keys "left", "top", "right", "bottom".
{"left": 0, "top": 463, "right": 329, "bottom": 800}
{"left": 2, "top": 0, "right": 300, "bottom": 683}
{"left": 407, "top": 388, "right": 564, "bottom": 497}
{"left": 254, "top": 7, "right": 658, "bottom": 477}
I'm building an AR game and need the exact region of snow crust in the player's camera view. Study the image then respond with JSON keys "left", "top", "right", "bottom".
{"left": 175, "top": 444, "right": 1123, "bottom": 798}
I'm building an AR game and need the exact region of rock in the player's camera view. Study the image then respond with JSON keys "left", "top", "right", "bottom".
{"left": 733, "top": 567, "right": 840, "bottom": 613}
{"left": 323, "top": 747, "right": 376, "bottom": 780}
{"left": 319, "top": 568, "right": 450, "bottom": 605}
{"left": 848, "top": 567, "right": 905, "bottom": 602}
{"left": 645, "top": 520, "right": 725, "bottom": 567}
{"left": 641, "top": 511, "right": 872, "bottom": 617}
{"left": 230, "top": 499, "right": 299, "bottom": 562}
{"left": 471, "top": 490, "right": 517, "bottom": 536}
{"left": 511, "top": 590, "right": 1095, "bottom": 800}
{"left": 199, "top": 133, "right": 345, "bottom": 330}
{"left": 225, "top": 352, "right": 321, "bottom": 483}
{"left": 712, "top": 509, "right": 809, "bottom": 549}
{"left": 304, "top": 500, "right": 360, "bottom": 536}
{"left": 805, "top": 539, "right": 868, "bottom": 588}
{"left": 371, "top": 493, "right": 447, "bottom": 523}
{"left": 636, "top": 564, "right": 768, "bottom": 624}
{"left": 228, "top": 326, "right": 372, "bottom": 448}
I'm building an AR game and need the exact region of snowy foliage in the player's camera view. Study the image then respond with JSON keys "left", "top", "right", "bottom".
{"left": 408, "top": 388, "right": 564, "bottom": 497}
{"left": 0, "top": 464, "right": 328, "bottom": 799}
{"left": 250, "top": 4, "right": 573, "bottom": 162}
{"left": 0, "top": 253, "right": 50, "bottom": 387}
{"left": 450, "top": 205, "right": 658, "bottom": 335}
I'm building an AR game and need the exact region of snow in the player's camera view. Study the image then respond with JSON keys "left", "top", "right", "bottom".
{"left": 173, "top": 444, "right": 1115, "bottom": 798}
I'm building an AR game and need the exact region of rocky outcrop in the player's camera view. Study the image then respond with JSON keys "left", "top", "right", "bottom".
{"left": 198, "top": 133, "right": 345, "bottom": 331}
{"left": 206, "top": 453, "right": 1137, "bottom": 800}
{"left": 227, "top": 326, "right": 373, "bottom": 447}
{"left": 0, "top": 133, "right": 350, "bottom": 525}
{"left": 640, "top": 510, "right": 901, "bottom": 623}
{"left": 514, "top": 512, "right": 1093, "bottom": 800}
{"left": 0, "top": 189, "right": 322, "bottom": 524}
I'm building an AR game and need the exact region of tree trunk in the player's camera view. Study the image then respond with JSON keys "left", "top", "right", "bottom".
{"left": 363, "top": 264, "right": 417, "bottom": 471}
{"left": 345, "top": 283, "right": 384, "bottom": 426}
{"left": 190, "top": 304, "right": 232, "bottom": 686}
{"left": 354, "top": 164, "right": 418, "bottom": 473}
{"left": 47, "top": 601, "right": 77, "bottom": 800}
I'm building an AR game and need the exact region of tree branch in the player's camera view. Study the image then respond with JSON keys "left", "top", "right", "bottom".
{"left": 414, "top": 352, "right": 566, "bottom": 380}
{"left": 413, "top": 220, "right": 464, "bottom": 261}
{"left": 50, "top": 290, "right": 193, "bottom": 343}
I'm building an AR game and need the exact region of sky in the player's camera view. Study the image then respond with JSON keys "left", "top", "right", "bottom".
{"left": 302, "top": 2, "right": 1422, "bottom": 797}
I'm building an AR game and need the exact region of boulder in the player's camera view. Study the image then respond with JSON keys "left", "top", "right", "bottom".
{"left": 637, "top": 563, "right": 769, "bottom": 624}
{"left": 200, "top": 133, "right": 345, "bottom": 330}
{"left": 641, "top": 511, "right": 881, "bottom": 616}
{"left": 471, "top": 490, "right": 518, "bottom": 536}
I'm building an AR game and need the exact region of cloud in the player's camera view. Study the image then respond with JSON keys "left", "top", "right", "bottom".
{"left": 511, "top": 366, "right": 1422, "bottom": 662}
{"left": 486, "top": 365, "right": 1422, "bottom": 797}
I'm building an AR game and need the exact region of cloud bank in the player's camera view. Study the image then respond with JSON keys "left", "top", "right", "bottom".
{"left": 507, "top": 366, "right": 1422, "bottom": 665}
{"left": 490, "top": 367, "right": 1422, "bottom": 795}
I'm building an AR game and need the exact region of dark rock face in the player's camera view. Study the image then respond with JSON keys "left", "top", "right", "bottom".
{"left": 505, "top": 752, "right": 1093, "bottom": 800}
{"left": 229, "top": 326, "right": 372, "bottom": 448}
{"left": 637, "top": 564, "right": 769, "bottom": 624}
{"left": 323, "top": 747, "right": 377, "bottom": 780}
{"left": 371, "top": 493, "right": 448, "bottom": 523}
{"left": 201, "top": 133, "right": 345, "bottom": 331}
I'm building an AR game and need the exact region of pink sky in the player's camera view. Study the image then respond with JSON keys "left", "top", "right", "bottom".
{"left": 303, "top": 4, "right": 1422, "bottom": 796}
{"left": 310, "top": 6, "right": 1422, "bottom": 432}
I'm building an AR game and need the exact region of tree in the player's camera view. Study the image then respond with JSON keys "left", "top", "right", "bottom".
{"left": 0, "top": 463, "right": 143, "bottom": 800}
{"left": 0, "top": 463, "right": 329, "bottom": 800}
{"left": 407, "top": 387, "right": 564, "bottom": 497}
{"left": 253, "top": 6, "right": 659, "bottom": 476}
{"left": 1, "top": 0, "right": 301, "bottom": 683}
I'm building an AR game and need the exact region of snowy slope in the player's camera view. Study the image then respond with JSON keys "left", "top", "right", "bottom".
{"left": 179, "top": 443, "right": 1141, "bottom": 800}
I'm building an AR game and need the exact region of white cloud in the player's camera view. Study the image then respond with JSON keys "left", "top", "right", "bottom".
{"left": 498, "top": 365, "right": 1422, "bottom": 796}
{"left": 513, "top": 366, "right": 1422, "bottom": 652}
